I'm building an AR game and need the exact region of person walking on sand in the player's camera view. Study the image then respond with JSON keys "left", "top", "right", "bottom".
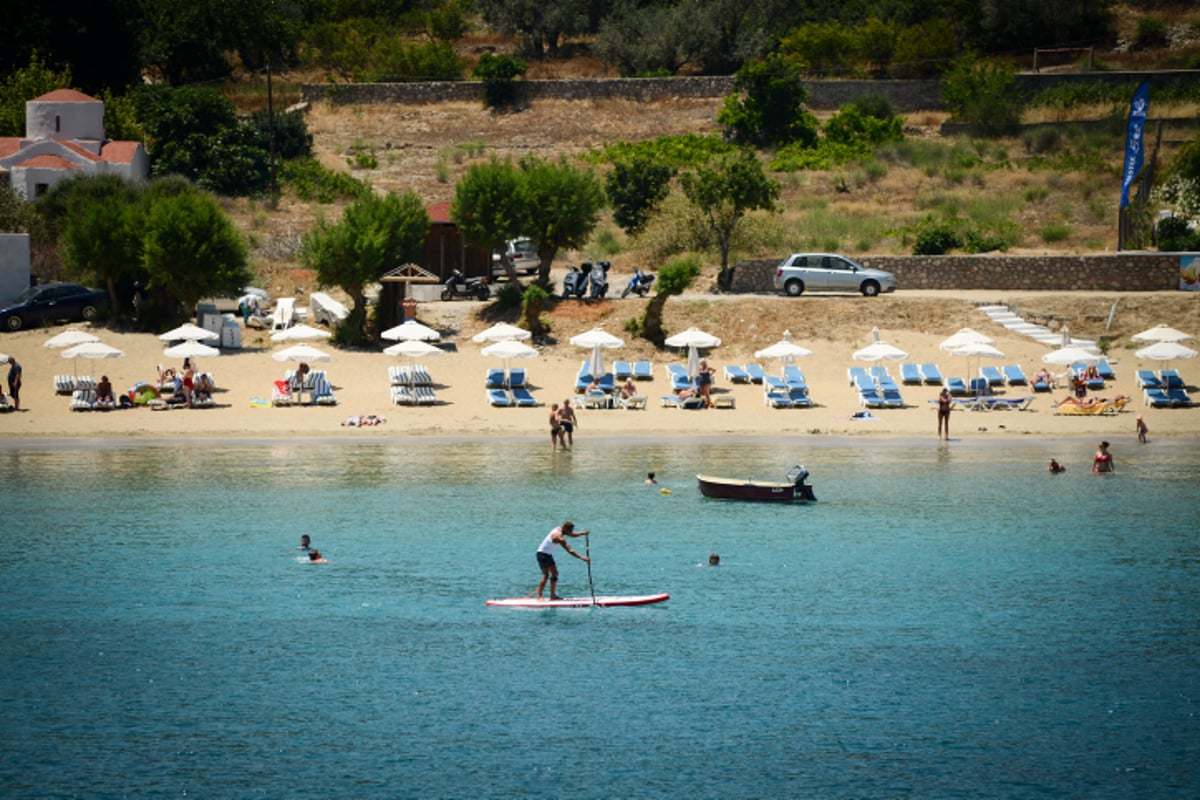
{"left": 936, "top": 388, "right": 952, "bottom": 439}
{"left": 1136, "top": 415, "right": 1148, "bottom": 444}
{"left": 6, "top": 357, "right": 21, "bottom": 411}
{"left": 535, "top": 521, "right": 590, "bottom": 600}
{"left": 557, "top": 399, "right": 577, "bottom": 449}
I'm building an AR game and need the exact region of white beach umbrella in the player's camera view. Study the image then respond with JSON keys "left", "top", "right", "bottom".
{"left": 0, "top": 352, "right": 9, "bottom": 364}
{"left": 1131, "top": 324, "right": 1194, "bottom": 344}
{"left": 949, "top": 341, "right": 1005, "bottom": 390}
{"left": 385, "top": 339, "right": 445, "bottom": 390}
{"left": 481, "top": 339, "right": 539, "bottom": 385}
{"left": 570, "top": 328, "right": 624, "bottom": 377}
{"left": 45, "top": 329, "right": 100, "bottom": 349}
{"left": 1042, "top": 345, "right": 1102, "bottom": 367}
{"left": 272, "top": 343, "right": 332, "bottom": 363}
{"left": 381, "top": 319, "right": 441, "bottom": 342}
{"left": 472, "top": 322, "right": 531, "bottom": 343}
{"left": 852, "top": 340, "right": 908, "bottom": 362}
{"left": 164, "top": 340, "right": 221, "bottom": 361}
{"left": 664, "top": 327, "right": 721, "bottom": 378}
{"left": 939, "top": 327, "right": 993, "bottom": 352}
{"left": 754, "top": 331, "right": 813, "bottom": 370}
{"left": 61, "top": 341, "right": 125, "bottom": 379}
{"left": 1134, "top": 340, "right": 1198, "bottom": 386}
{"left": 270, "top": 323, "right": 332, "bottom": 342}
{"left": 159, "top": 322, "right": 219, "bottom": 342}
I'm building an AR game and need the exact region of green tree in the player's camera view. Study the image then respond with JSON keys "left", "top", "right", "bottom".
{"left": 516, "top": 155, "right": 607, "bottom": 288}
{"left": 0, "top": 54, "right": 73, "bottom": 137}
{"left": 49, "top": 175, "right": 144, "bottom": 317}
{"left": 450, "top": 157, "right": 526, "bottom": 282}
{"left": 472, "top": 54, "right": 528, "bottom": 110}
{"left": 476, "top": 0, "right": 590, "bottom": 58}
{"left": 301, "top": 191, "right": 429, "bottom": 342}
{"left": 639, "top": 255, "right": 701, "bottom": 346}
{"left": 139, "top": 180, "right": 250, "bottom": 321}
{"left": 941, "top": 54, "right": 1022, "bottom": 135}
{"left": 678, "top": 149, "right": 780, "bottom": 290}
{"left": 606, "top": 157, "right": 674, "bottom": 236}
{"left": 718, "top": 54, "right": 819, "bottom": 148}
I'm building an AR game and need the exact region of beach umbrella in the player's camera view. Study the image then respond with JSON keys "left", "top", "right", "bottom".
{"left": 1131, "top": 324, "right": 1194, "bottom": 344}
{"left": 381, "top": 319, "right": 441, "bottom": 342}
{"left": 570, "top": 328, "right": 624, "bottom": 377}
{"left": 664, "top": 327, "right": 721, "bottom": 378}
{"left": 948, "top": 341, "right": 1005, "bottom": 391}
{"left": 1134, "top": 340, "right": 1198, "bottom": 386}
{"left": 472, "top": 322, "right": 531, "bottom": 343}
{"left": 384, "top": 339, "right": 445, "bottom": 390}
{"left": 61, "top": 341, "right": 125, "bottom": 379}
{"left": 754, "top": 330, "right": 813, "bottom": 371}
{"left": 852, "top": 340, "right": 908, "bottom": 362}
{"left": 0, "top": 352, "right": 9, "bottom": 364}
{"left": 1042, "top": 345, "right": 1102, "bottom": 367}
{"left": 164, "top": 340, "right": 220, "bottom": 363}
{"left": 45, "top": 329, "right": 100, "bottom": 349}
{"left": 270, "top": 323, "right": 332, "bottom": 342}
{"left": 272, "top": 343, "right": 332, "bottom": 363}
{"left": 481, "top": 339, "right": 539, "bottom": 385}
{"left": 159, "top": 322, "right": 218, "bottom": 342}
{"left": 939, "top": 327, "right": 993, "bottom": 352}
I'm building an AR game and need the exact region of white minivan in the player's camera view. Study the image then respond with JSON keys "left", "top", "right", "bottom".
{"left": 492, "top": 238, "right": 540, "bottom": 276}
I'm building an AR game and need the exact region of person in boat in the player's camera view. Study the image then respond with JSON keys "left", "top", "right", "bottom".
{"left": 535, "top": 521, "right": 590, "bottom": 601}
{"left": 1047, "top": 458, "right": 1065, "bottom": 474}
{"left": 1092, "top": 441, "right": 1115, "bottom": 474}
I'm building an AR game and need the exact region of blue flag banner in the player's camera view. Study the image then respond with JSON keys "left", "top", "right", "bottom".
{"left": 1120, "top": 81, "right": 1150, "bottom": 209}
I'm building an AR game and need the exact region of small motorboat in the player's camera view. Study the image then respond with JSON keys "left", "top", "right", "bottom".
{"left": 696, "top": 465, "right": 816, "bottom": 503}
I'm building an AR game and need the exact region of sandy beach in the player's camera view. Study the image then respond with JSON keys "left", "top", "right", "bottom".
{"left": 1, "top": 290, "right": 1197, "bottom": 443}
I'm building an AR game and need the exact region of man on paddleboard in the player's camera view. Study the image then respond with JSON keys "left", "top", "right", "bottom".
{"left": 536, "top": 521, "right": 590, "bottom": 600}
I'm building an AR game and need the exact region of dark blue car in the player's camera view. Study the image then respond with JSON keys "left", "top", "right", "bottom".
{"left": 1, "top": 282, "right": 108, "bottom": 331}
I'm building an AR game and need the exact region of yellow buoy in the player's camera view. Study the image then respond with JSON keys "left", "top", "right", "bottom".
{"left": 660, "top": 488, "right": 671, "bottom": 495}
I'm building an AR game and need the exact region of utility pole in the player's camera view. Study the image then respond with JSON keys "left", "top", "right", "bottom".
{"left": 267, "top": 61, "right": 277, "bottom": 196}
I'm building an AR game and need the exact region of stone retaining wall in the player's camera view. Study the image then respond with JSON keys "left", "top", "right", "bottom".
{"left": 728, "top": 254, "right": 1187, "bottom": 294}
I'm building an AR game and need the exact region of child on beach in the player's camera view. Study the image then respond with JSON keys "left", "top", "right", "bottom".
{"left": 1136, "top": 415, "right": 1148, "bottom": 444}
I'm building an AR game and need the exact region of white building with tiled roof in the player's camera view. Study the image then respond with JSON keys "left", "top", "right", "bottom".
{"left": 0, "top": 89, "right": 148, "bottom": 199}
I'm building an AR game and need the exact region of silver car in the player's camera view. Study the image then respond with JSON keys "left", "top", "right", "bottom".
{"left": 773, "top": 253, "right": 897, "bottom": 297}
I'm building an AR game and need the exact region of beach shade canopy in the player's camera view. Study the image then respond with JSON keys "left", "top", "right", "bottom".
{"left": 159, "top": 322, "right": 218, "bottom": 342}
{"left": 481, "top": 339, "right": 539, "bottom": 385}
{"left": 852, "top": 340, "right": 908, "bottom": 362}
{"left": 1131, "top": 324, "right": 1194, "bottom": 344}
{"left": 381, "top": 319, "right": 441, "bottom": 342}
{"left": 1042, "top": 345, "right": 1102, "bottom": 367}
{"left": 472, "top": 322, "right": 532, "bottom": 343}
{"left": 754, "top": 330, "right": 813, "bottom": 368}
{"left": 270, "top": 323, "right": 332, "bottom": 342}
{"left": 45, "top": 329, "right": 100, "bottom": 349}
{"left": 1134, "top": 339, "right": 1198, "bottom": 373}
{"left": 61, "top": 341, "right": 125, "bottom": 377}
{"left": 664, "top": 327, "right": 721, "bottom": 378}
{"left": 164, "top": 340, "right": 221, "bottom": 360}
{"left": 939, "top": 327, "right": 994, "bottom": 352}
{"left": 570, "top": 328, "right": 624, "bottom": 377}
{"left": 272, "top": 343, "right": 332, "bottom": 363}
{"left": 948, "top": 341, "right": 1005, "bottom": 390}
{"left": 385, "top": 339, "right": 445, "bottom": 389}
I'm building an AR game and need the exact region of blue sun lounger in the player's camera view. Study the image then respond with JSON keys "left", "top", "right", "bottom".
{"left": 1002, "top": 364, "right": 1028, "bottom": 385}
{"left": 744, "top": 364, "right": 765, "bottom": 384}
{"left": 485, "top": 368, "right": 505, "bottom": 389}
{"left": 920, "top": 363, "right": 943, "bottom": 385}
{"left": 613, "top": 360, "right": 632, "bottom": 380}
{"left": 944, "top": 376, "right": 969, "bottom": 396}
{"left": 512, "top": 387, "right": 538, "bottom": 407}
{"left": 724, "top": 364, "right": 751, "bottom": 383}
{"left": 633, "top": 360, "right": 653, "bottom": 380}
{"left": 980, "top": 365, "right": 1004, "bottom": 386}
{"left": 900, "top": 363, "right": 922, "bottom": 384}
{"left": 488, "top": 389, "right": 512, "bottom": 406}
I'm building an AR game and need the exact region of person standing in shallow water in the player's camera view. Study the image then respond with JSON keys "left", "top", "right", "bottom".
{"left": 936, "top": 388, "right": 952, "bottom": 440}
{"left": 1092, "top": 441, "right": 1115, "bottom": 474}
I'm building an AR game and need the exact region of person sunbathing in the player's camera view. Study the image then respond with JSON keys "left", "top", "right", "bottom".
{"left": 95, "top": 375, "right": 115, "bottom": 407}
{"left": 1058, "top": 394, "right": 1102, "bottom": 408}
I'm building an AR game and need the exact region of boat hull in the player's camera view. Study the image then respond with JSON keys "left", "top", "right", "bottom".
{"left": 696, "top": 474, "right": 816, "bottom": 503}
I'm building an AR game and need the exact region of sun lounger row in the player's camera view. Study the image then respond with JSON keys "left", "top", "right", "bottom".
{"left": 1144, "top": 387, "right": 1192, "bottom": 407}
{"left": 1137, "top": 369, "right": 1188, "bottom": 390}
{"left": 392, "top": 385, "right": 438, "bottom": 405}
{"left": 725, "top": 364, "right": 769, "bottom": 384}
{"left": 391, "top": 364, "right": 434, "bottom": 386}
{"left": 274, "top": 370, "right": 336, "bottom": 405}
{"left": 485, "top": 368, "right": 526, "bottom": 389}
{"left": 898, "top": 363, "right": 943, "bottom": 385}
{"left": 764, "top": 388, "right": 813, "bottom": 408}
{"left": 55, "top": 374, "right": 96, "bottom": 394}
{"left": 487, "top": 387, "right": 538, "bottom": 407}
{"left": 613, "top": 361, "right": 653, "bottom": 381}
{"left": 848, "top": 366, "right": 905, "bottom": 407}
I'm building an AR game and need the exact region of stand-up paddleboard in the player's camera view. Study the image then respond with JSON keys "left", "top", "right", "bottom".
{"left": 486, "top": 593, "right": 669, "bottom": 608}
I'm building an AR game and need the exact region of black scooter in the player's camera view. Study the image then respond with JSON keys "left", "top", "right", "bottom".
{"left": 620, "top": 269, "right": 655, "bottom": 298}
{"left": 441, "top": 269, "right": 490, "bottom": 301}
{"left": 588, "top": 261, "right": 611, "bottom": 299}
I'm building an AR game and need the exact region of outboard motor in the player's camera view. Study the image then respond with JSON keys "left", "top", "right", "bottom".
{"left": 589, "top": 260, "right": 610, "bottom": 299}
{"left": 787, "top": 465, "right": 816, "bottom": 502}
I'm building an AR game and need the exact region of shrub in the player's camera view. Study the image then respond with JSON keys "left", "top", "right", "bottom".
{"left": 941, "top": 55, "right": 1022, "bottom": 136}
{"left": 494, "top": 281, "right": 524, "bottom": 310}
{"left": 1157, "top": 215, "right": 1200, "bottom": 251}
{"left": 282, "top": 159, "right": 370, "bottom": 203}
{"left": 912, "top": 218, "right": 962, "bottom": 255}
{"left": 473, "top": 54, "right": 527, "bottom": 110}
{"left": 246, "top": 109, "right": 313, "bottom": 161}
{"left": 1040, "top": 223, "right": 1071, "bottom": 243}
{"left": 1134, "top": 16, "right": 1169, "bottom": 51}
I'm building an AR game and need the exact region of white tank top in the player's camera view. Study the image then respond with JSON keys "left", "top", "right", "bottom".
{"left": 537, "top": 530, "right": 560, "bottom": 554}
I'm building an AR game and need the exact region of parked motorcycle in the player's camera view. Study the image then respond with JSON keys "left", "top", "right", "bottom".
{"left": 620, "top": 269, "right": 655, "bottom": 298}
{"left": 441, "top": 269, "right": 490, "bottom": 301}
{"left": 562, "top": 264, "right": 590, "bottom": 299}
{"left": 588, "top": 260, "right": 611, "bottom": 299}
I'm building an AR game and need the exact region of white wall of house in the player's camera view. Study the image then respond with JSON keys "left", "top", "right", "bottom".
{"left": 26, "top": 98, "right": 104, "bottom": 141}
{"left": 0, "top": 234, "right": 31, "bottom": 305}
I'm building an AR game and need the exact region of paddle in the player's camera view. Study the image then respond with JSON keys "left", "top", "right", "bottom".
{"left": 585, "top": 532, "right": 596, "bottom": 607}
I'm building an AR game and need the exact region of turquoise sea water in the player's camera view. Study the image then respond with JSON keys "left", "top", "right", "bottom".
{"left": 1, "top": 436, "right": 1198, "bottom": 799}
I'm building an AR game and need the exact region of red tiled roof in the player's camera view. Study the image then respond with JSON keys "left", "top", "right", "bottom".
{"left": 16, "top": 154, "right": 79, "bottom": 169}
{"left": 61, "top": 140, "right": 100, "bottom": 162}
{"left": 100, "top": 141, "right": 140, "bottom": 163}
{"left": 427, "top": 201, "right": 452, "bottom": 223}
{"left": 0, "top": 138, "right": 20, "bottom": 158}
{"left": 31, "top": 89, "right": 97, "bottom": 103}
